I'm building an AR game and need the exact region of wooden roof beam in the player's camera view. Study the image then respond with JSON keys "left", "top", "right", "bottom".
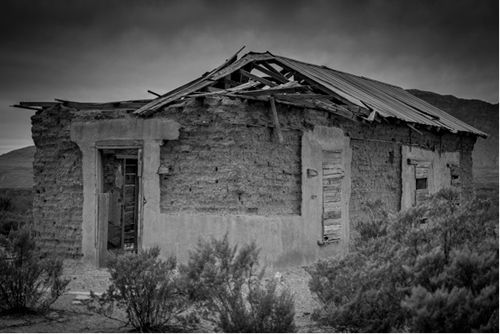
{"left": 11, "top": 104, "right": 43, "bottom": 111}
{"left": 147, "top": 90, "right": 161, "bottom": 97}
{"left": 19, "top": 101, "right": 58, "bottom": 108}
{"left": 269, "top": 97, "right": 284, "bottom": 143}
{"left": 239, "top": 69, "right": 277, "bottom": 87}
{"left": 237, "top": 84, "right": 309, "bottom": 96}
{"left": 253, "top": 64, "right": 290, "bottom": 84}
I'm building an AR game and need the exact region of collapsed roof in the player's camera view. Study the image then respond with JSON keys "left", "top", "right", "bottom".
{"left": 16, "top": 49, "right": 487, "bottom": 137}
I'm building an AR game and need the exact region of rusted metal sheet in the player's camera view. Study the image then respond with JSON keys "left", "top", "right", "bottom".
{"left": 271, "top": 54, "right": 486, "bottom": 137}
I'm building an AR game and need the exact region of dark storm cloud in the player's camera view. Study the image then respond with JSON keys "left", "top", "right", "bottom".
{"left": 0, "top": 0, "right": 498, "bottom": 153}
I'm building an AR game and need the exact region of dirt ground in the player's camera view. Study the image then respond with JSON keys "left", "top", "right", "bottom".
{"left": 0, "top": 260, "right": 330, "bottom": 333}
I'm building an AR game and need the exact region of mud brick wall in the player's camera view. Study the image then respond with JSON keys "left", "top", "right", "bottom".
{"left": 31, "top": 105, "right": 131, "bottom": 258}
{"left": 31, "top": 105, "right": 84, "bottom": 258}
{"left": 160, "top": 126, "right": 301, "bottom": 215}
{"left": 156, "top": 96, "right": 476, "bottom": 221}
{"left": 31, "top": 96, "right": 476, "bottom": 257}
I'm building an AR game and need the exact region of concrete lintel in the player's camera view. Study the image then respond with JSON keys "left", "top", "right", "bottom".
{"left": 70, "top": 118, "right": 180, "bottom": 145}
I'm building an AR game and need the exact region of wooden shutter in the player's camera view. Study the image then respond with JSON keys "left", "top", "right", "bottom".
{"left": 322, "top": 150, "right": 344, "bottom": 242}
{"left": 411, "top": 160, "right": 431, "bottom": 204}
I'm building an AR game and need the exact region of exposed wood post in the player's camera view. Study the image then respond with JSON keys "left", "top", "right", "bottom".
{"left": 269, "top": 96, "right": 284, "bottom": 143}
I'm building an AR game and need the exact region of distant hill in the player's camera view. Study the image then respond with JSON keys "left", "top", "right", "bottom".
{"left": 408, "top": 89, "right": 498, "bottom": 186}
{"left": 0, "top": 146, "right": 34, "bottom": 188}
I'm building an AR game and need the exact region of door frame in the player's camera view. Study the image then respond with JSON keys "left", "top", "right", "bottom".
{"left": 95, "top": 140, "right": 144, "bottom": 266}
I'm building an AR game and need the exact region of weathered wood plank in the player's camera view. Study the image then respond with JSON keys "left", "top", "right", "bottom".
{"left": 237, "top": 84, "right": 308, "bottom": 96}
{"left": 269, "top": 97, "right": 284, "bottom": 143}
{"left": 416, "top": 166, "right": 429, "bottom": 178}
{"left": 324, "top": 224, "right": 342, "bottom": 234}
{"left": 416, "top": 189, "right": 429, "bottom": 203}
{"left": 323, "top": 218, "right": 342, "bottom": 227}
{"left": 324, "top": 193, "right": 341, "bottom": 203}
{"left": 240, "top": 69, "right": 277, "bottom": 87}
{"left": 323, "top": 208, "right": 342, "bottom": 220}
{"left": 253, "top": 64, "right": 290, "bottom": 83}
{"left": 323, "top": 175, "right": 344, "bottom": 185}
{"left": 323, "top": 202, "right": 342, "bottom": 212}
{"left": 322, "top": 167, "right": 344, "bottom": 176}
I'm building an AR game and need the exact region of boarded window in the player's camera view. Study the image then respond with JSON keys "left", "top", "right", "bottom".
{"left": 322, "top": 150, "right": 344, "bottom": 242}
{"left": 409, "top": 160, "right": 431, "bottom": 205}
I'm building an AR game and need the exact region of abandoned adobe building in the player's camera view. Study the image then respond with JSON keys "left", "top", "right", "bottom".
{"left": 16, "top": 50, "right": 487, "bottom": 268}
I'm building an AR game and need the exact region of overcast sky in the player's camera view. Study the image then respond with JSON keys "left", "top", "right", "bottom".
{"left": 0, "top": 0, "right": 498, "bottom": 154}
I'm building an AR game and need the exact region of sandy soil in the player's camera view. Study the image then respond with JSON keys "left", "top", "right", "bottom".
{"left": 0, "top": 260, "right": 329, "bottom": 333}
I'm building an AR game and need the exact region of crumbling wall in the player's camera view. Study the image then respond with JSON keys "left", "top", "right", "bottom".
{"left": 31, "top": 106, "right": 130, "bottom": 258}
{"left": 31, "top": 96, "right": 476, "bottom": 262}
{"left": 31, "top": 105, "right": 84, "bottom": 258}
{"left": 160, "top": 125, "right": 301, "bottom": 215}
{"left": 156, "top": 96, "right": 476, "bottom": 225}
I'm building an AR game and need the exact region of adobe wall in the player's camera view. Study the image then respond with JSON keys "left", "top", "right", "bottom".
{"left": 31, "top": 106, "right": 83, "bottom": 257}
{"left": 31, "top": 105, "right": 130, "bottom": 258}
{"left": 31, "top": 97, "right": 476, "bottom": 264}
{"left": 156, "top": 96, "right": 476, "bottom": 224}
{"left": 159, "top": 127, "right": 301, "bottom": 215}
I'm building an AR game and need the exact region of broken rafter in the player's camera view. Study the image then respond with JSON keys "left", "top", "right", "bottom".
{"left": 187, "top": 80, "right": 262, "bottom": 98}
{"left": 19, "top": 101, "right": 58, "bottom": 108}
{"left": 407, "top": 123, "right": 423, "bottom": 135}
{"left": 147, "top": 90, "right": 161, "bottom": 97}
{"left": 239, "top": 69, "right": 277, "bottom": 87}
{"left": 313, "top": 100, "right": 359, "bottom": 122}
{"left": 253, "top": 64, "right": 289, "bottom": 84}
{"left": 269, "top": 97, "right": 284, "bottom": 143}
{"left": 272, "top": 93, "right": 334, "bottom": 99}
{"left": 11, "top": 104, "right": 43, "bottom": 111}
{"left": 237, "top": 82, "right": 309, "bottom": 96}
{"left": 54, "top": 99, "right": 151, "bottom": 110}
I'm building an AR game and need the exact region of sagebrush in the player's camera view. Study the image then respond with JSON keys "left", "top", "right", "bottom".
{"left": 308, "top": 189, "right": 498, "bottom": 332}
{"left": 182, "top": 235, "right": 296, "bottom": 332}
{"left": 0, "top": 228, "right": 69, "bottom": 314}
{"left": 85, "top": 247, "right": 197, "bottom": 332}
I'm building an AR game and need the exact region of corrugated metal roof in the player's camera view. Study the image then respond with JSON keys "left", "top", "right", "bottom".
{"left": 135, "top": 51, "right": 486, "bottom": 137}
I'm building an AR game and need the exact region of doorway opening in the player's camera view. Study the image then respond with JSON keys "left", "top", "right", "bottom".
{"left": 98, "top": 148, "right": 141, "bottom": 264}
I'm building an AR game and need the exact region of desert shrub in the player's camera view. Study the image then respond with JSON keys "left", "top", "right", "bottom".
{"left": 0, "top": 228, "right": 69, "bottom": 314}
{"left": 0, "top": 192, "right": 32, "bottom": 236}
{"left": 181, "top": 235, "right": 296, "bottom": 332}
{"left": 308, "top": 188, "right": 498, "bottom": 332}
{"left": 0, "top": 196, "right": 12, "bottom": 211}
{"left": 85, "top": 247, "right": 197, "bottom": 332}
{"left": 0, "top": 211, "right": 29, "bottom": 236}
